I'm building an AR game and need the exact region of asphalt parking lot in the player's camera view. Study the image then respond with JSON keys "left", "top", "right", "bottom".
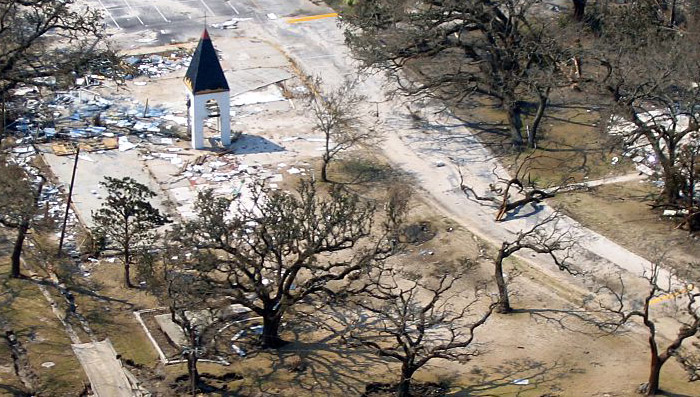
{"left": 90, "top": 0, "right": 323, "bottom": 30}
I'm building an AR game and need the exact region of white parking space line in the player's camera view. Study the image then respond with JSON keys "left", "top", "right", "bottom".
{"left": 123, "top": 0, "right": 145, "bottom": 26}
{"left": 226, "top": 1, "right": 240, "bottom": 15}
{"left": 153, "top": 5, "right": 171, "bottom": 23}
{"left": 97, "top": 0, "right": 121, "bottom": 29}
{"left": 199, "top": 0, "right": 216, "bottom": 16}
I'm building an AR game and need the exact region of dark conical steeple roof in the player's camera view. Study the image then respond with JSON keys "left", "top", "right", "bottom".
{"left": 184, "top": 29, "right": 229, "bottom": 94}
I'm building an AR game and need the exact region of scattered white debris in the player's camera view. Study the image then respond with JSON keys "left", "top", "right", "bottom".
{"left": 231, "top": 84, "right": 286, "bottom": 106}
{"left": 12, "top": 146, "right": 34, "bottom": 154}
{"left": 287, "top": 167, "right": 301, "bottom": 175}
{"left": 610, "top": 156, "right": 619, "bottom": 165}
{"left": 41, "top": 362, "right": 55, "bottom": 368}
{"left": 636, "top": 164, "right": 655, "bottom": 176}
{"left": 118, "top": 136, "right": 137, "bottom": 152}
{"left": 266, "top": 13, "right": 278, "bottom": 20}
{"left": 512, "top": 379, "right": 529, "bottom": 385}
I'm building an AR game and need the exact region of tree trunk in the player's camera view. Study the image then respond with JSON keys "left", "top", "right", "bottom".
{"left": 396, "top": 363, "right": 415, "bottom": 397}
{"left": 528, "top": 88, "right": 550, "bottom": 149}
{"left": 186, "top": 325, "right": 200, "bottom": 396}
{"left": 10, "top": 220, "right": 29, "bottom": 278}
{"left": 261, "top": 314, "right": 284, "bottom": 348}
{"left": 661, "top": 165, "right": 683, "bottom": 204}
{"left": 572, "top": 0, "right": 586, "bottom": 21}
{"left": 645, "top": 353, "right": 664, "bottom": 396}
{"left": 10, "top": 177, "right": 44, "bottom": 278}
{"left": 187, "top": 351, "right": 199, "bottom": 396}
{"left": 321, "top": 157, "right": 329, "bottom": 183}
{"left": 669, "top": 0, "right": 677, "bottom": 27}
{"left": 506, "top": 101, "right": 524, "bottom": 151}
{"left": 494, "top": 245, "right": 512, "bottom": 313}
{"left": 123, "top": 246, "right": 133, "bottom": 288}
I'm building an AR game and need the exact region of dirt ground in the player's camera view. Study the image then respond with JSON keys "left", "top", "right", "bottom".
{"left": 552, "top": 181, "right": 700, "bottom": 278}
{"left": 67, "top": 197, "right": 698, "bottom": 396}
{"left": 3, "top": 12, "right": 699, "bottom": 397}
{"left": 9, "top": 190, "right": 686, "bottom": 397}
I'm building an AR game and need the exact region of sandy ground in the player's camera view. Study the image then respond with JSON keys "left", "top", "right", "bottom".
{"left": 23, "top": 0, "right": 698, "bottom": 395}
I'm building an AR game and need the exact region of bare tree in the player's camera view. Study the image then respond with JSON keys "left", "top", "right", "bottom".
{"left": 165, "top": 260, "right": 224, "bottom": 395}
{"left": 604, "top": 36, "right": 700, "bottom": 208}
{"left": 0, "top": 0, "right": 112, "bottom": 96}
{"left": 92, "top": 177, "right": 169, "bottom": 288}
{"left": 457, "top": 154, "right": 572, "bottom": 222}
{"left": 346, "top": 269, "right": 494, "bottom": 397}
{"left": 598, "top": 263, "right": 700, "bottom": 395}
{"left": 0, "top": 156, "right": 44, "bottom": 278}
{"left": 177, "top": 179, "right": 398, "bottom": 348}
{"left": 493, "top": 213, "right": 577, "bottom": 313}
{"left": 342, "top": 0, "right": 568, "bottom": 150}
{"left": 311, "top": 78, "right": 377, "bottom": 182}
{"left": 675, "top": 139, "right": 700, "bottom": 231}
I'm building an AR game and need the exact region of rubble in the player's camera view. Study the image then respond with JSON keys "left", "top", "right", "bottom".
{"left": 124, "top": 50, "right": 192, "bottom": 79}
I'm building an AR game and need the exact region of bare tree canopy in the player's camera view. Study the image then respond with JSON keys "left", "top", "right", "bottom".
{"left": 345, "top": 269, "right": 494, "bottom": 397}
{"left": 0, "top": 0, "right": 112, "bottom": 95}
{"left": 493, "top": 213, "right": 577, "bottom": 313}
{"left": 598, "top": 263, "right": 700, "bottom": 395}
{"left": 177, "top": 180, "right": 398, "bottom": 348}
{"left": 311, "top": 77, "right": 379, "bottom": 182}
{"left": 342, "top": 0, "right": 568, "bottom": 149}
{"left": 596, "top": 19, "right": 700, "bottom": 227}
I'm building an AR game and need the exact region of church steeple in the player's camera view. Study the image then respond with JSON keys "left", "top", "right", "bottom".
{"left": 184, "top": 29, "right": 229, "bottom": 94}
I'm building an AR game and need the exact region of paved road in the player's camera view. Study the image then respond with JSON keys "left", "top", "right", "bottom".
{"left": 234, "top": 6, "right": 680, "bottom": 299}
{"left": 86, "top": 0, "right": 691, "bottom": 320}
{"left": 72, "top": 339, "right": 141, "bottom": 397}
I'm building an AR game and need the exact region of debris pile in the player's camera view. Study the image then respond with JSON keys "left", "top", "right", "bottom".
{"left": 124, "top": 49, "right": 192, "bottom": 79}
{"left": 608, "top": 113, "right": 697, "bottom": 180}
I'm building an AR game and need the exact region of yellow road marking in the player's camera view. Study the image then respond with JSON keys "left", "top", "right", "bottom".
{"left": 650, "top": 284, "right": 695, "bottom": 305}
{"left": 287, "top": 13, "right": 338, "bottom": 24}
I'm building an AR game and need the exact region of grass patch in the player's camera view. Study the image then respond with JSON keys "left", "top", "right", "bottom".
{"left": 0, "top": 256, "right": 86, "bottom": 396}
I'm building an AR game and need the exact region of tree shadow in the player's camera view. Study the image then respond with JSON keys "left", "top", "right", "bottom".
{"left": 24, "top": 275, "right": 133, "bottom": 308}
{"left": 655, "top": 391, "right": 694, "bottom": 397}
{"left": 0, "top": 384, "right": 30, "bottom": 397}
{"left": 451, "top": 358, "right": 578, "bottom": 396}
{"left": 268, "top": 339, "right": 392, "bottom": 395}
{"left": 332, "top": 157, "right": 408, "bottom": 187}
{"left": 506, "top": 307, "right": 605, "bottom": 336}
{"left": 500, "top": 202, "right": 545, "bottom": 222}
{"left": 230, "top": 311, "right": 395, "bottom": 396}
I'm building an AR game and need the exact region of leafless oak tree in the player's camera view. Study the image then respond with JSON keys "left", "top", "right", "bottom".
{"left": 342, "top": 0, "right": 569, "bottom": 150}
{"left": 604, "top": 36, "right": 700, "bottom": 209}
{"left": 0, "top": 0, "right": 111, "bottom": 96}
{"left": 311, "top": 78, "right": 379, "bottom": 182}
{"left": 177, "top": 179, "right": 398, "bottom": 348}
{"left": 346, "top": 269, "right": 494, "bottom": 397}
{"left": 598, "top": 263, "right": 700, "bottom": 395}
{"left": 457, "top": 154, "right": 572, "bottom": 222}
{"left": 493, "top": 213, "right": 577, "bottom": 313}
